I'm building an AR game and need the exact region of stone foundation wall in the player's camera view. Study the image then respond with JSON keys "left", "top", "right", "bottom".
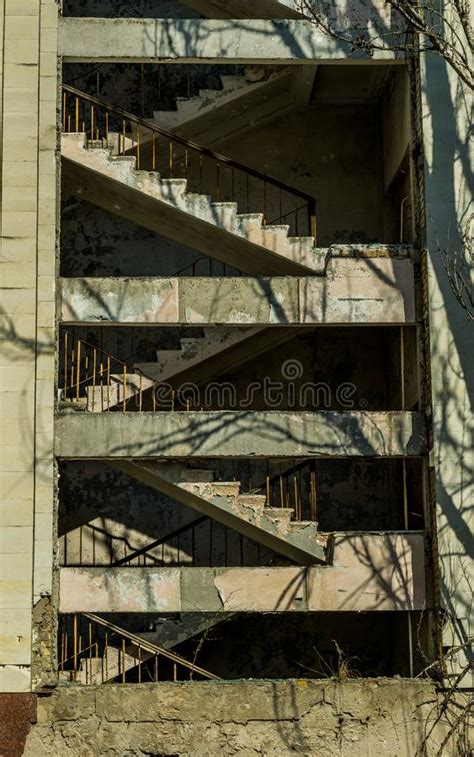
{"left": 23, "top": 680, "right": 470, "bottom": 756}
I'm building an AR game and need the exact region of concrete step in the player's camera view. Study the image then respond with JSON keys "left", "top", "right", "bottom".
{"left": 77, "top": 646, "right": 145, "bottom": 685}
{"left": 86, "top": 372, "right": 154, "bottom": 412}
{"left": 62, "top": 132, "right": 320, "bottom": 276}
{"left": 135, "top": 326, "right": 263, "bottom": 383}
{"left": 112, "top": 461, "right": 326, "bottom": 565}
{"left": 149, "top": 68, "right": 292, "bottom": 144}
{"left": 181, "top": 480, "right": 241, "bottom": 498}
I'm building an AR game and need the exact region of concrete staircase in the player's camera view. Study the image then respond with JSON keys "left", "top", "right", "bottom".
{"left": 147, "top": 68, "right": 299, "bottom": 150}
{"left": 62, "top": 133, "right": 321, "bottom": 276}
{"left": 112, "top": 461, "right": 327, "bottom": 565}
{"left": 59, "top": 612, "right": 220, "bottom": 684}
{"left": 85, "top": 372, "right": 155, "bottom": 413}
{"left": 60, "top": 645, "right": 140, "bottom": 685}
{"left": 134, "top": 325, "right": 298, "bottom": 385}
{"left": 82, "top": 326, "right": 298, "bottom": 412}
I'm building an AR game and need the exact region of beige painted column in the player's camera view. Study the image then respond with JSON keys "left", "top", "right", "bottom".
{"left": 0, "top": 0, "right": 58, "bottom": 692}
{"left": 421, "top": 49, "right": 473, "bottom": 683}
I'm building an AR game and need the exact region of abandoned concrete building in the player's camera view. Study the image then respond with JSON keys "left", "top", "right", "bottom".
{"left": 0, "top": 0, "right": 472, "bottom": 755}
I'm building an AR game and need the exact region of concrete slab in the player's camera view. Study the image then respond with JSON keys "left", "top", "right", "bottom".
{"left": 59, "top": 18, "right": 405, "bottom": 64}
{"left": 54, "top": 410, "right": 426, "bottom": 459}
{"left": 59, "top": 257, "right": 416, "bottom": 325}
{"left": 59, "top": 533, "right": 425, "bottom": 613}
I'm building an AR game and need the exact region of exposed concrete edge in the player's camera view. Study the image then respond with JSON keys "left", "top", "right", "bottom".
{"left": 59, "top": 531, "right": 426, "bottom": 612}
{"left": 59, "top": 18, "right": 406, "bottom": 64}
{"left": 59, "top": 255, "right": 417, "bottom": 326}
{"left": 54, "top": 411, "right": 427, "bottom": 458}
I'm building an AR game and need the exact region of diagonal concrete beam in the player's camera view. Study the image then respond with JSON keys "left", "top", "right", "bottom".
{"left": 59, "top": 18, "right": 405, "bottom": 64}
{"left": 180, "top": 0, "right": 303, "bottom": 19}
{"left": 111, "top": 460, "right": 327, "bottom": 565}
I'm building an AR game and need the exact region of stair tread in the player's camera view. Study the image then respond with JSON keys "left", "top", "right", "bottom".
{"left": 62, "top": 127, "right": 324, "bottom": 276}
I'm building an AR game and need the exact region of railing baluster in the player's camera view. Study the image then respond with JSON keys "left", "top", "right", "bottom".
{"left": 63, "top": 331, "right": 68, "bottom": 398}
{"left": 105, "top": 631, "right": 109, "bottom": 682}
{"left": 310, "top": 460, "right": 317, "bottom": 522}
{"left": 90, "top": 105, "right": 94, "bottom": 144}
{"left": 106, "top": 356, "right": 111, "bottom": 411}
{"left": 75, "top": 340, "right": 81, "bottom": 400}
{"left": 100, "top": 360, "right": 104, "bottom": 411}
{"left": 122, "top": 364, "right": 127, "bottom": 413}
{"left": 73, "top": 614, "right": 78, "bottom": 678}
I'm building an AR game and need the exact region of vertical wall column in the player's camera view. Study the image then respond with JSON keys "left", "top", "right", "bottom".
{"left": 420, "top": 54, "right": 473, "bottom": 683}
{"left": 0, "top": 0, "right": 58, "bottom": 692}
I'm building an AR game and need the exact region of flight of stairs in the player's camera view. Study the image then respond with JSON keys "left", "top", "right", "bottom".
{"left": 112, "top": 461, "right": 327, "bottom": 565}
{"left": 147, "top": 68, "right": 296, "bottom": 148}
{"left": 59, "top": 613, "right": 220, "bottom": 684}
{"left": 60, "top": 645, "right": 142, "bottom": 685}
{"left": 81, "top": 326, "right": 298, "bottom": 412}
{"left": 135, "top": 327, "right": 262, "bottom": 383}
{"left": 85, "top": 372, "right": 155, "bottom": 413}
{"left": 62, "top": 132, "right": 321, "bottom": 276}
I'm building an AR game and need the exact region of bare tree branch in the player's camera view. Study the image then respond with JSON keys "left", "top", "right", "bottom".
{"left": 295, "top": 0, "right": 474, "bottom": 90}
{"left": 438, "top": 213, "right": 474, "bottom": 320}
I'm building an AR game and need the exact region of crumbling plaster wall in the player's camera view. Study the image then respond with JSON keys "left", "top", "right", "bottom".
{"left": 23, "top": 680, "right": 470, "bottom": 756}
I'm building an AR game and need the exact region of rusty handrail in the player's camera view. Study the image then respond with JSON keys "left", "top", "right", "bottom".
{"left": 62, "top": 84, "right": 316, "bottom": 207}
{"left": 62, "top": 83, "right": 317, "bottom": 238}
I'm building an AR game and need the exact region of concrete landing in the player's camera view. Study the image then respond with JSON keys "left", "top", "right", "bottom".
{"left": 54, "top": 411, "right": 426, "bottom": 459}
{"left": 59, "top": 255, "right": 416, "bottom": 325}
{"left": 59, "top": 532, "right": 425, "bottom": 613}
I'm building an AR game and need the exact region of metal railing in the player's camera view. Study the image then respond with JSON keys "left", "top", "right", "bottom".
{"left": 256, "top": 459, "right": 318, "bottom": 522}
{"left": 59, "top": 612, "right": 219, "bottom": 683}
{"left": 62, "top": 84, "right": 317, "bottom": 239}
{"left": 59, "top": 330, "right": 208, "bottom": 412}
{"left": 61, "top": 515, "right": 274, "bottom": 569}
